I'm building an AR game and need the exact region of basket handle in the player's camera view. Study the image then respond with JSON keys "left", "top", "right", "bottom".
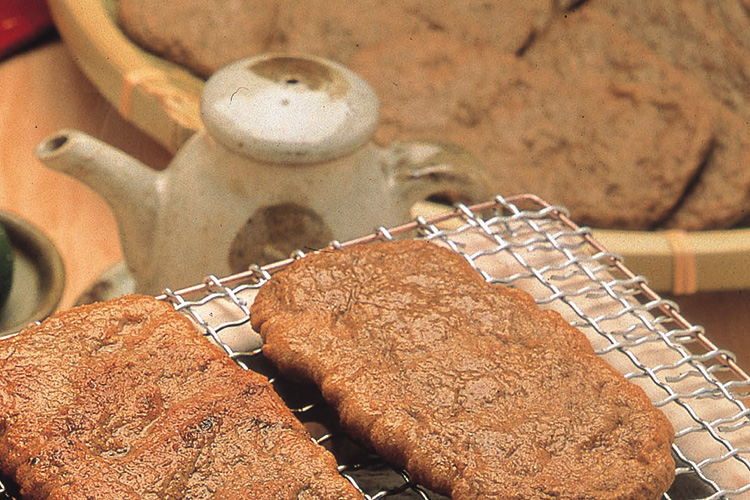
{"left": 383, "top": 140, "right": 491, "bottom": 209}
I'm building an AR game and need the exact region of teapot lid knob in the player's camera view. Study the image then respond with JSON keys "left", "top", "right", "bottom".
{"left": 200, "top": 54, "right": 379, "bottom": 164}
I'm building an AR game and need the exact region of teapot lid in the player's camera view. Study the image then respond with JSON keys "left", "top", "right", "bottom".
{"left": 201, "top": 54, "right": 379, "bottom": 164}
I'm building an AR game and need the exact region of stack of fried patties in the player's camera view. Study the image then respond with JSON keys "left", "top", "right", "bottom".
{"left": 117, "top": 0, "right": 750, "bottom": 230}
{"left": 346, "top": 0, "right": 750, "bottom": 231}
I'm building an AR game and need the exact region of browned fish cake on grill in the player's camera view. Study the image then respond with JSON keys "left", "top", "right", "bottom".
{"left": 0, "top": 294, "right": 362, "bottom": 500}
{"left": 251, "top": 239, "right": 675, "bottom": 500}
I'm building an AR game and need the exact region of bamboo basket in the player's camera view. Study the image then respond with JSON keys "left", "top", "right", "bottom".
{"left": 46, "top": 0, "right": 750, "bottom": 295}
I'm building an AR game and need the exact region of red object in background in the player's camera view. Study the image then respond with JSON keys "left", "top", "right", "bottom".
{"left": 0, "top": 0, "right": 54, "bottom": 60}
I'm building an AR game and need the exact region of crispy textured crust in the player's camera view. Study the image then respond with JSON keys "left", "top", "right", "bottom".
{"left": 251, "top": 240, "right": 675, "bottom": 500}
{"left": 0, "top": 294, "right": 361, "bottom": 500}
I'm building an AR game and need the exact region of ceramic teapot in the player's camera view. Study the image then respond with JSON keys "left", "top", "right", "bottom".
{"left": 35, "top": 53, "right": 489, "bottom": 294}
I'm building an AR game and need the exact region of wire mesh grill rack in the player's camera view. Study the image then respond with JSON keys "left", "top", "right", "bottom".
{"left": 2, "top": 194, "right": 749, "bottom": 499}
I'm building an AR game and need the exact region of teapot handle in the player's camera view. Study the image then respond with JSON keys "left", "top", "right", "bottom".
{"left": 383, "top": 141, "right": 491, "bottom": 213}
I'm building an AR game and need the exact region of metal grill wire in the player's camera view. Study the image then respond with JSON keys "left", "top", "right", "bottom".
{"left": 2, "top": 195, "right": 749, "bottom": 499}
{"left": 428, "top": 198, "right": 750, "bottom": 500}
{"left": 157, "top": 195, "right": 750, "bottom": 500}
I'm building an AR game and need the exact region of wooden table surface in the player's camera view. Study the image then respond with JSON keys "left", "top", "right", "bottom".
{"left": 2, "top": 40, "right": 750, "bottom": 367}
{"left": 0, "top": 40, "right": 170, "bottom": 308}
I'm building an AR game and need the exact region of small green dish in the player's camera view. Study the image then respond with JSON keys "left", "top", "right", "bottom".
{"left": 0, "top": 211, "right": 65, "bottom": 337}
{"left": 0, "top": 223, "right": 14, "bottom": 310}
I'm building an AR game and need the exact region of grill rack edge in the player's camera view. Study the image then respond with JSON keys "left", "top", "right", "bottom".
{"left": 162, "top": 194, "right": 750, "bottom": 500}
{"left": 2, "top": 194, "right": 748, "bottom": 499}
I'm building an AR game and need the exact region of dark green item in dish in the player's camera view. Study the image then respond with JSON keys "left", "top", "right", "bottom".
{"left": 0, "top": 224, "right": 14, "bottom": 310}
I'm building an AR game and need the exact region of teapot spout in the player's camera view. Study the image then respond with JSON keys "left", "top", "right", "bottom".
{"left": 35, "top": 129, "right": 161, "bottom": 281}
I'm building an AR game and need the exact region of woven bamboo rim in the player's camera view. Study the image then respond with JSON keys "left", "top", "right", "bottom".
{"left": 48, "top": 0, "right": 202, "bottom": 154}
{"left": 594, "top": 227, "right": 750, "bottom": 295}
